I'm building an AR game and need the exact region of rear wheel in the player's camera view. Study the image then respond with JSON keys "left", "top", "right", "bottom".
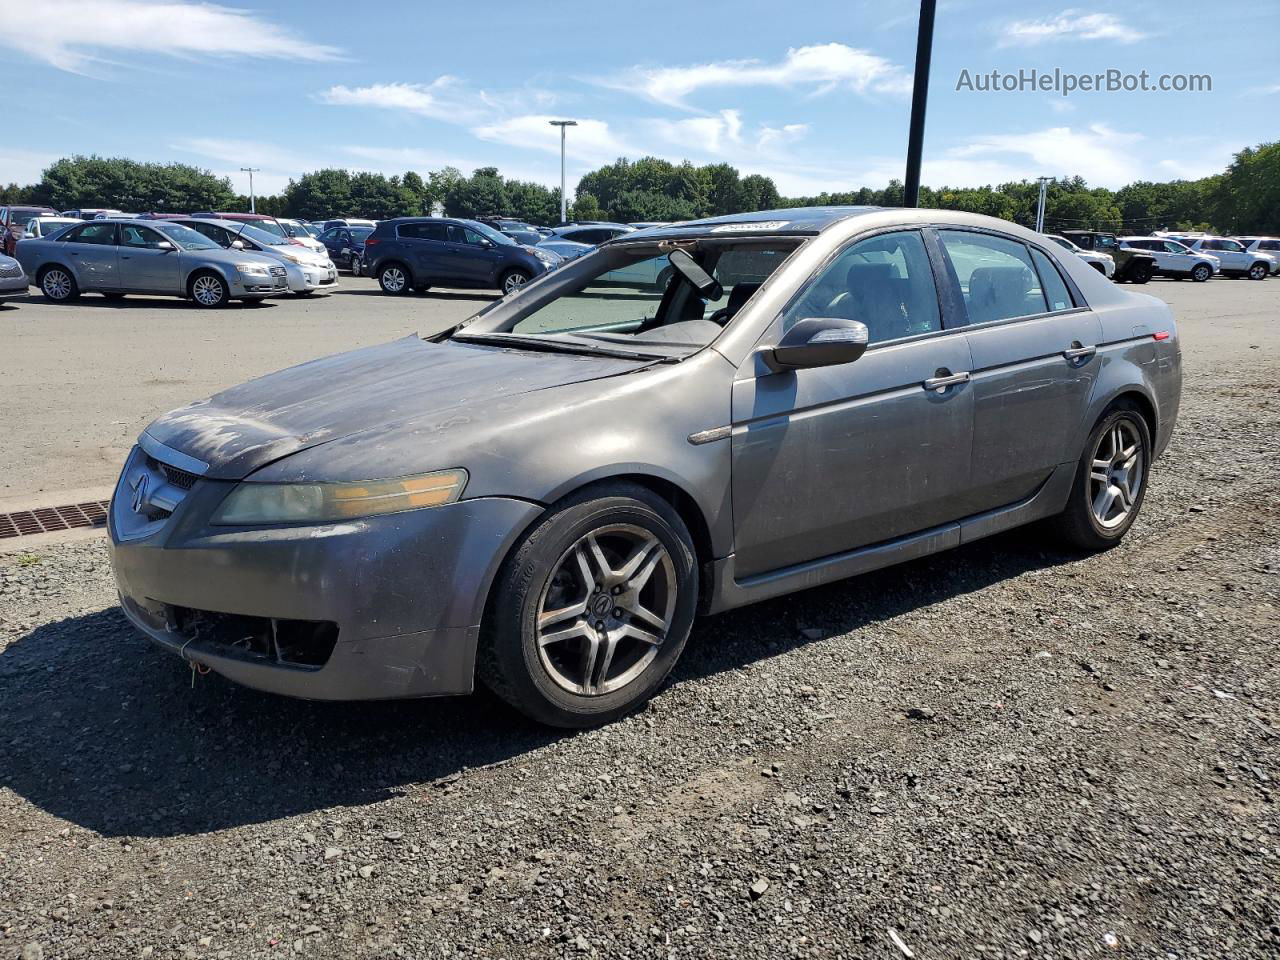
{"left": 189, "top": 271, "right": 229, "bottom": 308}
{"left": 378, "top": 262, "right": 409, "bottom": 294}
{"left": 477, "top": 483, "right": 698, "bottom": 728}
{"left": 1248, "top": 262, "right": 1269, "bottom": 281}
{"left": 1191, "top": 263, "right": 1212, "bottom": 282}
{"left": 1129, "top": 260, "right": 1153, "bottom": 284}
{"left": 39, "top": 266, "right": 78, "bottom": 303}
{"left": 1051, "top": 404, "right": 1151, "bottom": 551}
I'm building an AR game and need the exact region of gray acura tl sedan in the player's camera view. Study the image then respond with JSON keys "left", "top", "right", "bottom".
{"left": 109, "top": 207, "right": 1182, "bottom": 727}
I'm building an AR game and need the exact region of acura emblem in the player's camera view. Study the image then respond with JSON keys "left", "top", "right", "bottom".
{"left": 130, "top": 472, "right": 150, "bottom": 514}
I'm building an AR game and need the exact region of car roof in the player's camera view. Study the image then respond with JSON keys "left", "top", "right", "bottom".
{"left": 628, "top": 206, "right": 884, "bottom": 240}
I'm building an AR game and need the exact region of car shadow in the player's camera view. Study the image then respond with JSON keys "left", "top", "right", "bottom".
{"left": 0, "top": 526, "right": 1077, "bottom": 838}
{"left": 27, "top": 295, "right": 278, "bottom": 311}
{"left": 334, "top": 288, "right": 501, "bottom": 303}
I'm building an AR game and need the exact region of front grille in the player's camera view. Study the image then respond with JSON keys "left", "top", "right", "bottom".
{"left": 0, "top": 262, "right": 21, "bottom": 277}
{"left": 269, "top": 265, "right": 287, "bottom": 277}
{"left": 148, "top": 456, "right": 198, "bottom": 490}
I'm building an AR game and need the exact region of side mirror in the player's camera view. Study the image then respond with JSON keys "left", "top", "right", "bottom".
{"left": 762, "top": 318, "right": 869, "bottom": 373}
{"left": 156, "top": 240, "right": 175, "bottom": 251}
{"left": 229, "top": 240, "right": 245, "bottom": 250}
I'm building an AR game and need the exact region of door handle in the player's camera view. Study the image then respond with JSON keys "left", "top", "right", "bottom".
{"left": 923, "top": 370, "right": 970, "bottom": 392}
{"left": 1063, "top": 343, "right": 1097, "bottom": 362}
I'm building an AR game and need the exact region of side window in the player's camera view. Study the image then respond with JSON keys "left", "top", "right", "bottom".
{"left": 184, "top": 221, "right": 227, "bottom": 246}
{"left": 319, "top": 229, "right": 337, "bottom": 243}
{"left": 1202, "top": 240, "right": 1220, "bottom": 251}
{"left": 119, "top": 225, "right": 166, "bottom": 248}
{"left": 780, "top": 230, "right": 940, "bottom": 343}
{"left": 939, "top": 230, "right": 1048, "bottom": 325}
{"left": 1029, "top": 248, "right": 1074, "bottom": 312}
{"left": 397, "top": 223, "right": 422, "bottom": 240}
{"left": 462, "top": 227, "right": 488, "bottom": 246}
{"left": 446, "top": 224, "right": 467, "bottom": 244}
{"left": 1220, "top": 240, "right": 1244, "bottom": 253}
{"left": 1260, "top": 240, "right": 1280, "bottom": 251}
{"left": 422, "top": 223, "right": 448, "bottom": 242}
{"left": 66, "top": 223, "right": 117, "bottom": 245}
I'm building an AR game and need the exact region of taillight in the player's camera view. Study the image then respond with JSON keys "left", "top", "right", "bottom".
{"left": 364, "top": 236, "right": 381, "bottom": 246}
{"left": 1152, "top": 331, "right": 1170, "bottom": 341}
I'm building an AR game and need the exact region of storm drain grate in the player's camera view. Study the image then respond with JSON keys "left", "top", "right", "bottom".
{"left": 0, "top": 501, "right": 111, "bottom": 539}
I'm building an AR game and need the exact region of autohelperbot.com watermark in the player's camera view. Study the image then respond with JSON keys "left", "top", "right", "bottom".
{"left": 956, "top": 67, "right": 1212, "bottom": 97}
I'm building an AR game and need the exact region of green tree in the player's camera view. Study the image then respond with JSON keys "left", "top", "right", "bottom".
{"left": 34, "top": 155, "right": 235, "bottom": 211}
{"left": 283, "top": 169, "right": 352, "bottom": 220}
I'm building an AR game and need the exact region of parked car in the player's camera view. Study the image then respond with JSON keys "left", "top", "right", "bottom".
{"left": 1059, "top": 231, "right": 1155, "bottom": 283}
{"left": 15, "top": 219, "right": 288, "bottom": 307}
{"left": 363, "top": 217, "right": 562, "bottom": 295}
{"left": 1175, "top": 236, "right": 1275, "bottom": 280}
{"left": 22, "top": 216, "right": 83, "bottom": 240}
{"left": 535, "top": 236, "right": 594, "bottom": 261}
{"left": 1044, "top": 234, "right": 1115, "bottom": 279}
{"left": 60, "top": 208, "right": 125, "bottom": 220}
{"left": 1, "top": 205, "right": 57, "bottom": 256}
{"left": 322, "top": 218, "right": 377, "bottom": 232}
{"left": 318, "top": 224, "right": 375, "bottom": 273}
{"left": 548, "top": 223, "right": 636, "bottom": 246}
{"left": 107, "top": 206, "right": 1181, "bottom": 727}
{"left": 476, "top": 217, "right": 544, "bottom": 246}
{"left": 0, "top": 252, "right": 27, "bottom": 304}
{"left": 1235, "top": 237, "right": 1280, "bottom": 275}
{"left": 1117, "top": 237, "right": 1219, "bottom": 282}
{"left": 170, "top": 218, "right": 337, "bottom": 295}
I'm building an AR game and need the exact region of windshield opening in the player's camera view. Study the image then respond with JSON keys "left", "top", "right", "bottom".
{"left": 249, "top": 219, "right": 287, "bottom": 238}
{"left": 237, "top": 223, "right": 289, "bottom": 246}
{"left": 456, "top": 239, "right": 800, "bottom": 354}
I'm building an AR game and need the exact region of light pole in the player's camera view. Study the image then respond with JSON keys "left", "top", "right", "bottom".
{"left": 903, "top": 0, "right": 937, "bottom": 207}
{"left": 548, "top": 120, "right": 577, "bottom": 224}
{"left": 1034, "top": 176, "right": 1053, "bottom": 233}
{"left": 240, "top": 166, "right": 261, "bottom": 213}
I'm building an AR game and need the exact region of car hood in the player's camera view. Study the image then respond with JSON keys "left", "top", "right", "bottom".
{"left": 142, "top": 335, "right": 647, "bottom": 480}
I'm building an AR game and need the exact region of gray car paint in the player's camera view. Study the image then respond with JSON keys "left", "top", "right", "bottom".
{"left": 0, "top": 252, "right": 27, "bottom": 298}
{"left": 109, "top": 206, "right": 1181, "bottom": 700}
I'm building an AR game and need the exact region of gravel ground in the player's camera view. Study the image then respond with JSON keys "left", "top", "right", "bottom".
{"left": 1, "top": 280, "right": 1278, "bottom": 959}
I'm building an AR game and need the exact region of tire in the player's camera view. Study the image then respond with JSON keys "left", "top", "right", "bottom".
{"left": 477, "top": 482, "right": 698, "bottom": 728}
{"left": 1051, "top": 403, "right": 1152, "bottom": 551}
{"left": 1089, "top": 262, "right": 1106, "bottom": 276}
{"left": 1248, "top": 262, "right": 1269, "bottom": 281}
{"left": 350, "top": 258, "right": 362, "bottom": 278}
{"left": 653, "top": 266, "right": 674, "bottom": 291}
{"left": 378, "top": 262, "right": 410, "bottom": 295}
{"left": 500, "top": 268, "right": 533, "bottom": 295}
{"left": 1129, "top": 261, "right": 1153, "bottom": 284}
{"left": 1191, "top": 263, "right": 1212, "bottom": 283}
{"left": 188, "top": 271, "right": 228, "bottom": 308}
{"left": 38, "top": 265, "right": 79, "bottom": 303}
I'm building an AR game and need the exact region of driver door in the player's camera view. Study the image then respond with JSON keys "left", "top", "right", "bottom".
{"left": 118, "top": 224, "right": 182, "bottom": 292}
{"left": 730, "top": 229, "right": 974, "bottom": 578}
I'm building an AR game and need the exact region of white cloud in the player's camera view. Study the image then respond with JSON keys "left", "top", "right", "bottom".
{"left": 317, "top": 79, "right": 491, "bottom": 125}
{"left": 609, "top": 43, "right": 912, "bottom": 109}
{"left": 999, "top": 10, "right": 1146, "bottom": 47}
{"left": 0, "top": 0, "right": 341, "bottom": 74}
{"left": 470, "top": 116, "right": 637, "bottom": 166}
{"left": 942, "top": 124, "right": 1145, "bottom": 186}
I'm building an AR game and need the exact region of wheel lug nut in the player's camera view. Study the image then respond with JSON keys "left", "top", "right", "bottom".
{"left": 611, "top": 586, "right": 622, "bottom": 595}
{"left": 613, "top": 608, "right": 623, "bottom": 617}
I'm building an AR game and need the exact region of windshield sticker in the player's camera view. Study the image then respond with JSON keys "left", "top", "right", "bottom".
{"left": 709, "top": 221, "right": 790, "bottom": 233}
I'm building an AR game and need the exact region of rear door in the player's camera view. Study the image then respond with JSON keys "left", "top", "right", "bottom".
{"left": 731, "top": 228, "right": 974, "bottom": 577}
{"left": 396, "top": 222, "right": 447, "bottom": 280}
{"left": 62, "top": 221, "right": 120, "bottom": 289}
{"left": 936, "top": 228, "right": 1103, "bottom": 514}
{"left": 118, "top": 224, "right": 182, "bottom": 292}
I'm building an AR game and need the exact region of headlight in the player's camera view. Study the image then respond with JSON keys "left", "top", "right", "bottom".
{"left": 212, "top": 469, "right": 468, "bottom": 525}
{"left": 279, "top": 252, "right": 302, "bottom": 264}
{"left": 237, "top": 262, "right": 271, "bottom": 276}
{"left": 533, "top": 248, "right": 558, "bottom": 265}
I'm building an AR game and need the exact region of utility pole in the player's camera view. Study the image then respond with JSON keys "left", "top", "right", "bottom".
{"left": 240, "top": 167, "right": 260, "bottom": 213}
{"left": 548, "top": 120, "right": 577, "bottom": 224}
{"left": 1035, "top": 176, "right": 1052, "bottom": 233}
{"left": 903, "top": 0, "right": 937, "bottom": 207}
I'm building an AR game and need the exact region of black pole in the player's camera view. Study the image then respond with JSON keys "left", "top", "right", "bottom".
{"left": 903, "top": 0, "right": 937, "bottom": 207}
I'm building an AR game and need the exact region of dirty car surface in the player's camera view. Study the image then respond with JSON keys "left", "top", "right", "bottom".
{"left": 109, "top": 207, "right": 1182, "bottom": 727}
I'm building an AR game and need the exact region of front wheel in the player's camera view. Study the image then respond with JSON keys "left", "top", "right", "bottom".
{"left": 1248, "top": 262, "right": 1269, "bottom": 281}
{"left": 1191, "top": 263, "right": 1212, "bottom": 282}
{"left": 350, "top": 258, "right": 362, "bottom": 277}
{"left": 189, "top": 271, "right": 228, "bottom": 308}
{"left": 378, "top": 263, "right": 409, "bottom": 294}
{"left": 477, "top": 483, "right": 698, "bottom": 728}
{"left": 500, "top": 269, "right": 532, "bottom": 295}
{"left": 1051, "top": 405, "right": 1151, "bottom": 551}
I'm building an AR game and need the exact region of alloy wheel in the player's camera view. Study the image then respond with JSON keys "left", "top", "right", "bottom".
{"left": 1089, "top": 420, "right": 1144, "bottom": 529}
{"left": 1249, "top": 263, "right": 1267, "bottom": 280}
{"left": 43, "top": 269, "right": 72, "bottom": 300}
{"left": 192, "top": 275, "right": 224, "bottom": 306}
{"left": 503, "top": 272, "right": 528, "bottom": 294}
{"left": 535, "top": 524, "right": 676, "bottom": 696}
{"left": 381, "top": 266, "right": 406, "bottom": 293}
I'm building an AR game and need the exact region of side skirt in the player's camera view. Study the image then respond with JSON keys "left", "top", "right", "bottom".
{"left": 704, "top": 462, "right": 1075, "bottom": 615}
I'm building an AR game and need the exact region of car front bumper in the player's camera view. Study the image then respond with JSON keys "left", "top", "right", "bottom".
{"left": 108, "top": 447, "right": 541, "bottom": 700}
{"left": 283, "top": 262, "right": 340, "bottom": 292}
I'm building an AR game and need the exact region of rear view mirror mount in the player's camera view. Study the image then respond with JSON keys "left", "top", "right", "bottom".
{"left": 667, "top": 249, "right": 722, "bottom": 300}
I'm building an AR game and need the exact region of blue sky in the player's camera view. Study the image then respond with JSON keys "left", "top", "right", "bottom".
{"left": 4, "top": 0, "right": 1275, "bottom": 199}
